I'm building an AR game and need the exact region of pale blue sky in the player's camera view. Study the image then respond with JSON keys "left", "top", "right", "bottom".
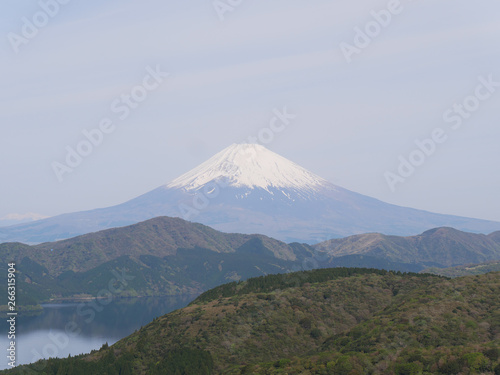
{"left": 1, "top": 0, "right": 499, "bottom": 225}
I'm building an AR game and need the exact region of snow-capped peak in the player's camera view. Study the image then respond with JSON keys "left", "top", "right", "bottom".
{"left": 166, "top": 143, "right": 329, "bottom": 193}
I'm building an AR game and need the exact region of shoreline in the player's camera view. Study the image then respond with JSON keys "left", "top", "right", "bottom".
{"left": 46, "top": 292, "right": 200, "bottom": 304}
{"left": 1, "top": 293, "right": 200, "bottom": 317}
{"left": 0, "top": 292, "right": 202, "bottom": 318}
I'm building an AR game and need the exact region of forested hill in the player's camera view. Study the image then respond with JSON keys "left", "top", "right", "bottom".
{"left": 191, "top": 267, "right": 435, "bottom": 304}
{"left": 3, "top": 217, "right": 499, "bottom": 306}
{"left": 4, "top": 269, "right": 499, "bottom": 374}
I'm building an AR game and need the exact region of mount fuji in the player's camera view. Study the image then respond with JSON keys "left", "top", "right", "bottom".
{"left": 1, "top": 143, "right": 499, "bottom": 244}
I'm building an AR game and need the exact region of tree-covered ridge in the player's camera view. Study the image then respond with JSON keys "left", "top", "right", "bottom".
{"left": 3, "top": 270, "right": 499, "bottom": 374}
{"left": 192, "top": 267, "right": 440, "bottom": 304}
{"left": 245, "top": 271, "right": 500, "bottom": 374}
{"left": 0, "top": 216, "right": 316, "bottom": 305}
{"left": 0, "top": 216, "right": 296, "bottom": 277}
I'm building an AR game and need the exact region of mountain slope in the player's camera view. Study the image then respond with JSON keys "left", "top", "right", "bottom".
{"left": 0, "top": 217, "right": 310, "bottom": 304}
{"left": 1, "top": 144, "right": 499, "bottom": 244}
{"left": 5, "top": 269, "right": 499, "bottom": 374}
{"left": 3, "top": 219, "right": 499, "bottom": 305}
{"left": 9, "top": 216, "right": 296, "bottom": 275}
{"left": 315, "top": 227, "right": 500, "bottom": 267}
{"left": 489, "top": 230, "right": 500, "bottom": 243}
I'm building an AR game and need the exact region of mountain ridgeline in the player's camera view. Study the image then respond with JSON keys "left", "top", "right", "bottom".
{"left": 3, "top": 268, "right": 499, "bottom": 374}
{"left": 1, "top": 217, "right": 500, "bottom": 307}
{"left": 0, "top": 217, "right": 309, "bottom": 305}
{"left": 1, "top": 143, "right": 499, "bottom": 244}
{"left": 314, "top": 227, "right": 500, "bottom": 268}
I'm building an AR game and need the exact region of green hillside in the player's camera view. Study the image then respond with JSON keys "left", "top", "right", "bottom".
{"left": 0, "top": 217, "right": 313, "bottom": 307}
{"left": 5, "top": 269, "right": 499, "bottom": 374}
{"left": 0, "top": 217, "right": 297, "bottom": 276}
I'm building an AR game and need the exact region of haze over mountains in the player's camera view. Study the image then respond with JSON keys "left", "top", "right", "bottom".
{"left": 1, "top": 144, "right": 499, "bottom": 244}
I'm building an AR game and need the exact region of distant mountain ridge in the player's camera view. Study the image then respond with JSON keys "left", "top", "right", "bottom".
{"left": 0, "top": 217, "right": 314, "bottom": 304}
{"left": 1, "top": 144, "right": 499, "bottom": 244}
{"left": 423, "top": 260, "right": 500, "bottom": 277}
{"left": 20, "top": 216, "right": 296, "bottom": 275}
{"left": 2, "top": 216, "right": 500, "bottom": 306}
{"left": 315, "top": 227, "right": 500, "bottom": 268}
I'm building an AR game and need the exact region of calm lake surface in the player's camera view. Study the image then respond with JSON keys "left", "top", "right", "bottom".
{"left": 1, "top": 295, "right": 197, "bottom": 370}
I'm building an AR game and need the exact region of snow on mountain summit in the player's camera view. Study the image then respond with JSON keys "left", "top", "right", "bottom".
{"left": 166, "top": 143, "right": 329, "bottom": 193}
{"left": 2, "top": 144, "right": 500, "bottom": 245}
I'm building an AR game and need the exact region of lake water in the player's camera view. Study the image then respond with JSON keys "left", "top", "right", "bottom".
{"left": 1, "top": 295, "right": 197, "bottom": 371}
